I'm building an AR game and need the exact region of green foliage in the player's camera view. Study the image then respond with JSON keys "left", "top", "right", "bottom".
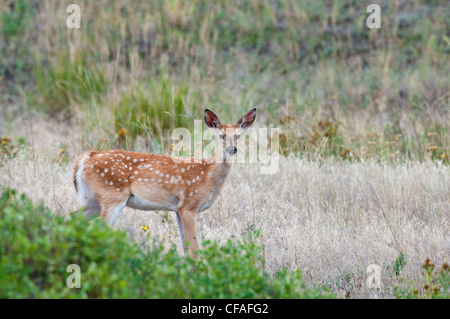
{"left": 393, "top": 252, "right": 407, "bottom": 278}
{"left": 0, "top": 0, "right": 34, "bottom": 80}
{"left": 394, "top": 259, "right": 449, "bottom": 299}
{"left": 1, "top": 0, "right": 31, "bottom": 40}
{"left": 0, "top": 188, "right": 331, "bottom": 298}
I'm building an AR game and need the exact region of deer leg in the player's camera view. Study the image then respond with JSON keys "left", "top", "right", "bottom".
{"left": 179, "top": 209, "right": 199, "bottom": 257}
{"left": 83, "top": 197, "right": 101, "bottom": 221}
{"left": 100, "top": 198, "right": 129, "bottom": 227}
{"left": 175, "top": 211, "right": 187, "bottom": 252}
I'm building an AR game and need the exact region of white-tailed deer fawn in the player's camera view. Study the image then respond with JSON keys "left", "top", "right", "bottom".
{"left": 73, "top": 108, "right": 256, "bottom": 256}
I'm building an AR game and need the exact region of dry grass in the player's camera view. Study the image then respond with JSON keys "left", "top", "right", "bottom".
{"left": 1, "top": 104, "right": 448, "bottom": 299}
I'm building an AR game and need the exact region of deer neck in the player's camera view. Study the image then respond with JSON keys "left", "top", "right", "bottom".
{"left": 208, "top": 144, "right": 233, "bottom": 183}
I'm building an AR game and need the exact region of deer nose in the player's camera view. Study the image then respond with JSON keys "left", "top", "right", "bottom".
{"left": 226, "top": 147, "right": 237, "bottom": 155}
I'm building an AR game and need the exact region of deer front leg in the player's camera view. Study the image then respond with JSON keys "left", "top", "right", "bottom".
{"left": 175, "top": 211, "right": 186, "bottom": 251}
{"left": 179, "top": 209, "right": 199, "bottom": 257}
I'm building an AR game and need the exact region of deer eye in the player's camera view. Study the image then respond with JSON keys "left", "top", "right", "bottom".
{"left": 219, "top": 134, "right": 225, "bottom": 140}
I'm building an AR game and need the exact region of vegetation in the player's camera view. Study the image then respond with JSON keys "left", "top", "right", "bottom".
{"left": 114, "top": 78, "right": 198, "bottom": 140}
{"left": 0, "top": 1, "right": 448, "bottom": 299}
{"left": 0, "top": 188, "right": 331, "bottom": 298}
{"left": 393, "top": 252, "right": 407, "bottom": 278}
{"left": 32, "top": 53, "right": 108, "bottom": 114}
{"left": 394, "top": 259, "right": 449, "bottom": 299}
{"left": 1, "top": 0, "right": 448, "bottom": 161}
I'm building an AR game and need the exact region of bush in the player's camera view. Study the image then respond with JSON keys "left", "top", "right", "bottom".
{"left": 394, "top": 259, "right": 449, "bottom": 299}
{"left": 0, "top": 188, "right": 331, "bottom": 298}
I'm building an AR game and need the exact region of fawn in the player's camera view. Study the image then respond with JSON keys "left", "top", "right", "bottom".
{"left": 73, "top": 108, "right": 256, "bottom": 256}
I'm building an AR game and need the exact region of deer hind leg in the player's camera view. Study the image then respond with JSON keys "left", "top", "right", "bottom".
{"left": 75, "top": 179, "right": 101, "bottom": 221}
{"left": 99, "top": 199, "right": 128, "bottom": 227}
{"left": 74, "top": 157, "right": 102, "bottom": 221}
{"left": 179, "top": 209, "right": 199, "bottom": 257}
{"left": 83, "top": 197, "right": 101, "bottom": 220}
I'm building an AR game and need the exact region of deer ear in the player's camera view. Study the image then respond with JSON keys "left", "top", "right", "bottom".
{"left": 236, "top": 108, "right": 256, "bottom": 130}
{"left": 204, "top": 109, "right": 222, "bottom": 129}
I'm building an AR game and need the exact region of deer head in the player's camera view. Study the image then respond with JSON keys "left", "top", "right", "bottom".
{"left": 204, "top": 108, "right": 256, "bottom": 162}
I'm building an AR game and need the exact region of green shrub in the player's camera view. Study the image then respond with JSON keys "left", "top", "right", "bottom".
{"left": 0, "top": 188, "right": 331, "bottom": 298}
{"left": 394, "top": 259, "right": 449, "bottom": 299}
{"left": 393, "top": 252, "right": 407, "bottom": 278}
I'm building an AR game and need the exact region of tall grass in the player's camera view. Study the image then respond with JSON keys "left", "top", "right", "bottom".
{"left": 32, "top": 54, "right": 107, "bottom": 114}
{"left": 114, "top": 78, "right": 199, "bottom": 140}
{"left": 2, "top": 0, "right": 445, "bottom": 160}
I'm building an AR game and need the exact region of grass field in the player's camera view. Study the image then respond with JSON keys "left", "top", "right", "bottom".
{"left": 0, "top": 0, "right": 449, "bottom": 298}
{"left": 1, "top": 150, "right": 449, "bottom": 298}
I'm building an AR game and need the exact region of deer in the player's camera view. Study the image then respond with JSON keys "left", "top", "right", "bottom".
{"left": 73, "top": 108, "right": 256, "bottom": 256}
